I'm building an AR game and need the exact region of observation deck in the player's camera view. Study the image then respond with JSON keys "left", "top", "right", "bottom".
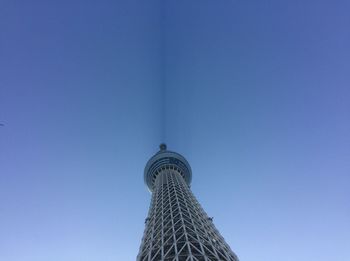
{"left": 144, "top": 144, "right": 192, "bottom": 192}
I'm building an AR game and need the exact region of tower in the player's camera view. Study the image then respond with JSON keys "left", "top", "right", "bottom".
{"left": 137, "top": 144, "right": 239, "bottom": 261}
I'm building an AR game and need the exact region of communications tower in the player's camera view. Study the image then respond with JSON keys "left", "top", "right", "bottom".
{"left": 137, "top": 144, "right": 239, "bottom": 261}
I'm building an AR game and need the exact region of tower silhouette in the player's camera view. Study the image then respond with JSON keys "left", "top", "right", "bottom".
{"left": 137, "top": 144, "right": 239, "bottom": 261}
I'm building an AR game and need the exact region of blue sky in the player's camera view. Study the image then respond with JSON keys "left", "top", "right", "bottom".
{"left": 1, "top": 1, "right": 349, "bottom": 260}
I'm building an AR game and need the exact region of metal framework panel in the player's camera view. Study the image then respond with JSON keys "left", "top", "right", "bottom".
{"left": 137, "top": 167, "right": 239, "bottom": 261}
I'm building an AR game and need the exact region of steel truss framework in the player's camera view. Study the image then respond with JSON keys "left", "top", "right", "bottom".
{"left": 137, "top": 166, "right": 239, "bottom": 261}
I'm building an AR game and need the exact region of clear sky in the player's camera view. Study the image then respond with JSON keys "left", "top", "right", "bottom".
{"left": 1, "top": 1, "right": 349, "bottom": 261}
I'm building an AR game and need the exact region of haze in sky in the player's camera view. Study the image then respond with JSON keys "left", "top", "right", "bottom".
{"left": 1, "top": 1, "right": 349, "bottom": 261}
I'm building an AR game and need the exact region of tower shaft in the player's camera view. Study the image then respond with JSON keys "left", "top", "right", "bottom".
{"left": 137, "top": 167, "right": 238, "bottom": 261}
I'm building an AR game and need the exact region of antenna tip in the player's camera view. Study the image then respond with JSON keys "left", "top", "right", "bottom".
{"left": 159, "top": 143, "right": 167, "bottom": 151}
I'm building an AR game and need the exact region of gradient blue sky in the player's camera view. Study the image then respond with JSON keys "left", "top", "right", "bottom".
{"left": 1, "top": 1, "right": 349, "bottom": 260}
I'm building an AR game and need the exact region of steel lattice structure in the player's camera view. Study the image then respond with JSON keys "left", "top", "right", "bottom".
{"left": 137, "top": 144, "right": 239, "bottom": 261}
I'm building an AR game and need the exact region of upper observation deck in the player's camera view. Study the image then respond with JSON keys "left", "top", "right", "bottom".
{"left": 144, "top": 144, "right": 192, "bottom": 192}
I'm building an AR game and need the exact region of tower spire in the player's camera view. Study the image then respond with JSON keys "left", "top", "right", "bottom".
{"left": 159, "top": 143, "right": 167, "bottom": 151}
